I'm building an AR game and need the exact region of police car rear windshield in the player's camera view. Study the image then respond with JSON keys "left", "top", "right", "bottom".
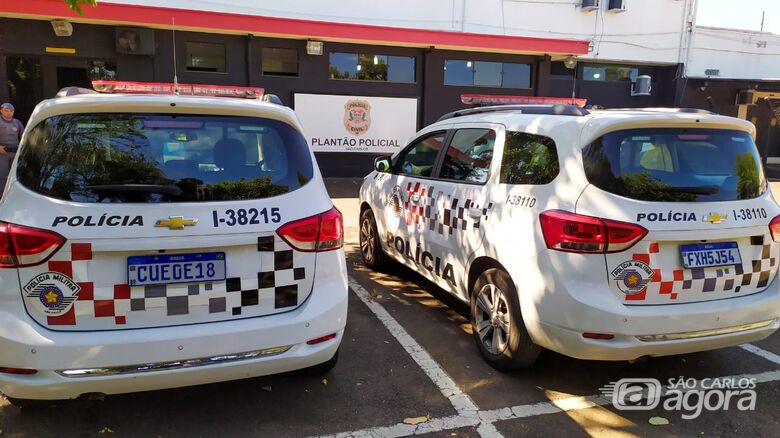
{"left": 17, "top": 114, "right": 313, "bottom": 203}
{"left": 582, "top": 128, "right": 766, "bottom": 202}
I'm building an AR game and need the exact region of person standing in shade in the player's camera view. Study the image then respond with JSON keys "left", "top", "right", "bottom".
{"left": 0, "top": 102, "right": 24, "bottom": 194}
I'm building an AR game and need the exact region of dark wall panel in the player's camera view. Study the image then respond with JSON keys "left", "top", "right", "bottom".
{"left": 255, "top": 41, "right": 424, "bottom": 177}
{"left": 680, "top": 78, "right": 780, "bottom": 162}
{"left": 422, "top": 50, "right": 540, "bottom": 125}
{"left": 548, "top": 62, "right": 678, "bottom": 109}
{"left": 278, "top": 41, "right": 424, "bottom": 107}
{"left": 0, "top": 19, "right": 115, "bottom": 59}
{"left": 3, "top": 17, "right": 712, "bottom": 178}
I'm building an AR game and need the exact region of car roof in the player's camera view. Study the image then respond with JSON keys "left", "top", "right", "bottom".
{"left": 26, "top": 93, "right": 302, "bottom": 132}
{"left": 427, "top": 106, "right": 756, "bottom": 143}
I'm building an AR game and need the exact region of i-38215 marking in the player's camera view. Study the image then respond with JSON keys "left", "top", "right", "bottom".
{"left": 212, "top": 208, "right": 281, "bottom": 227}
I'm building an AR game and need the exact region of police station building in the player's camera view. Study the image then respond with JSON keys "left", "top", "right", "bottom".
{"left": 1, "top": 0, "right": 778, "bottom": 176}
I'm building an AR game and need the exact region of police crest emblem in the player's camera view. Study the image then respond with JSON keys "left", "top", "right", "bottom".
{"left": 24, "top": 271, "right": 81, "bottom": 315}
{"left": 344, "top": 99, "right": 371, "bottom": 136}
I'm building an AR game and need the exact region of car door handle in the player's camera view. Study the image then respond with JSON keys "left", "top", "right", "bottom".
{"left": 468, "top": 207, "right": 483, "bottom": 219}
{"left": 411, "top": 193, "right": 421, "bottom": 203}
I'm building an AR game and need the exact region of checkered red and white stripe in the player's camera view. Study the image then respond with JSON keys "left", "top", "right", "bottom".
{"left": 19, "top": 237, "right": 314, "bottom": 330}
{"left": 620, "top": 235, "right": 778, "bottom": 304}
{"left": 401, "top": 182, "right": 494, "bottom": 237}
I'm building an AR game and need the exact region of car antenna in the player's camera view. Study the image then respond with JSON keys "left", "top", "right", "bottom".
{"left": 172, "top": 17, "right": 179, "bottom": 95}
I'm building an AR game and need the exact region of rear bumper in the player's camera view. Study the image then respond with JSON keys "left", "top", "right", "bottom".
{"left": 534, "top": 318, "right": 779, "bottom": 361}
{"left": 0, "top": 251, "right": 348, "bottom": 400}
{"left": 524, "top": 268, "right": 780, "bottom": 361}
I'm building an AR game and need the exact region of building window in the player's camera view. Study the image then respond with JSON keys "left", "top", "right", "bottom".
{"left": 550, "top": 61, "right": 575, "bottom": 81}
{"left": 582, "top": 64, "right": 651, "bottom": 82}
{"left": 329, "top": 52, "right": 415, "bottom": 83}
{"left": 262, "top": 47, "right": 298, "bottom": 76}
{"left": 186, "top": 42, "right": 226, "bottom": 73}
{"left": 444, "top": 60, "right": 532, "bottom": 89}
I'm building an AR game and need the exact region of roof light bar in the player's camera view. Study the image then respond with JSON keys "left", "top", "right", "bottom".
{"left": 461, "top": 94, "right": 587, "bottom": 107}
{"left": 92, "top": 80, "right": 265, "bottom": 99}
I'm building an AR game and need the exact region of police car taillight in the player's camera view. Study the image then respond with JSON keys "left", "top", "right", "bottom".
{"left": 770, "top": 215, "right": 780, "bottom": 243}
{"left": 0, "top": 367, "right": 37, "bottom": 375}
{"left": 91, "top": 80, "right": 265, "bottom": 99}
{"left": 539, "top": 210, "right": 647, "bottom": 254}
{"left": 277, "top": 208, "right": 344, "bottom": 252}
{"left": 0, "top": 222, "right": 66, "bottom": 268}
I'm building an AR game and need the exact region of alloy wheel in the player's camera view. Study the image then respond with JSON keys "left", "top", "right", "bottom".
{"left": 474, "top": 283, "right": 511, "bottom": 355}
{"left": 360, "top": 216, "right": 375, "bottom": 264}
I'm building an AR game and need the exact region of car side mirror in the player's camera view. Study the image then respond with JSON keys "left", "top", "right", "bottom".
{"left": 374, "top": 156, "right": 391, "bottom": 173}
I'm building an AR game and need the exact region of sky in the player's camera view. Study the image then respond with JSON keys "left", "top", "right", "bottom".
{"left": 696, "top": 0, "right": 779, "bottom": 34}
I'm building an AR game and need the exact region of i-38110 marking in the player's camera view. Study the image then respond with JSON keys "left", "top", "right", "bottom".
{"left": 732, "top": 208, "right": 768, "bottom": 221}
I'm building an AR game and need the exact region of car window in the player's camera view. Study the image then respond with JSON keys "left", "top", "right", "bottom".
{"left": 16, "top": 113, "right": 313, "bottom": 203}
{"left": 583, "top": 128, "right": 765, "bottom": 202}
{"left": 394, "top": 131, "right": 446, "bottom": 177}
{"left": 439, "top": 128, "right": 495, "bottom": 184}
{"left": 499, "top": 132, "right": 559, "bottom": 185}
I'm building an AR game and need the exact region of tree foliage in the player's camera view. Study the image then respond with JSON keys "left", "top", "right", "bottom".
{"left": 735, "top": 151, "right": 762, "bottom": 199}
{"left": 65, "top": 0, "right": 97, "bottom": 15}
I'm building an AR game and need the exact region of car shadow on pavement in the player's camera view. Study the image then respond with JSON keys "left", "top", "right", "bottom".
{"left": 344, "top": 241, "right": 780, "bottom": 409}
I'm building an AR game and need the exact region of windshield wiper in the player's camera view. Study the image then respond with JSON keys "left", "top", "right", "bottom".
{"left": 655, "top": 186, "right": 719, "bottom": 195}
{"left": 85, "top": 184, "right": 182, "bottom": 196}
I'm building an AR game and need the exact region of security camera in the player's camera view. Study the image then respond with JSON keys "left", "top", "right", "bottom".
{"left": 51, "top": 19, "right": 73, "bottom": 37}
{"left": 564, "top": 56, "right": 578, "bottom": 69}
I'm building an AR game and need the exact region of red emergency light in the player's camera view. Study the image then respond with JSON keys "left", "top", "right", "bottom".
{"left": 92, "top": 80, "right": 265, "bottom": 99}
{"left": 461, "top": 94, "right": 588, "bottom": 107}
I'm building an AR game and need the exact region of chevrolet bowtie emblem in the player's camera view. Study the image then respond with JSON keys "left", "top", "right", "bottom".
{"left": 155, "top": 216, "right": 198, "bottom": 230}
{"left": 703, "top": 213, "right": 727, "bottom": 224}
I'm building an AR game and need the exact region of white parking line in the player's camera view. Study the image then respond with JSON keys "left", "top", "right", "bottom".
{"left": 323, "top": 370, "right": 780, "bottom": 438}
{"left": 740, "top": 343, "right": 780, "bottom": 366}
{"left": 347, "top": 278, "right": 480, "bottom": 415}
{"left": 326, "top": 276, "right": 780, "bottom": 438}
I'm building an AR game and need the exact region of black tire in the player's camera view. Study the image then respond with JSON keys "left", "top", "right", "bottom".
{"left": 307, "top": 349, "right": 339, "bottom": 374}
{"left": 359, "top": 209, "right": 388, "bottom": 270}
{"left": 470, "top": 268, "right": 541, "bottom": 371}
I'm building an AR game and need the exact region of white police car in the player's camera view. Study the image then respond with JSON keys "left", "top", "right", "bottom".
{"left": 0, "top": 81, "right": 347, "bottom": 405}
{"left": 359, "top": 104, "right": 780, "bottom": 370}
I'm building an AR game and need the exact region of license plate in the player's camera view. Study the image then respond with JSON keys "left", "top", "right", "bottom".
{"left": 680, "top": 242, "right": 741, "bottom": 269}
{"left": 127, "top": 252, "right": 226, "bottom": 287}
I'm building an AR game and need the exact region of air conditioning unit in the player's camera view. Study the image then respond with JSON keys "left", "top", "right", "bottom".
{"left": 115, "top": 27, "right": 155, "bottom": 55}
{"left": 580, "top": 0, "right": 600, "bottom": 12}
{"left": 631, "top": 75, "right": 652, "bottom": 97}
{"left": 607, "top": 0, "right": 626, "bottom": 13}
